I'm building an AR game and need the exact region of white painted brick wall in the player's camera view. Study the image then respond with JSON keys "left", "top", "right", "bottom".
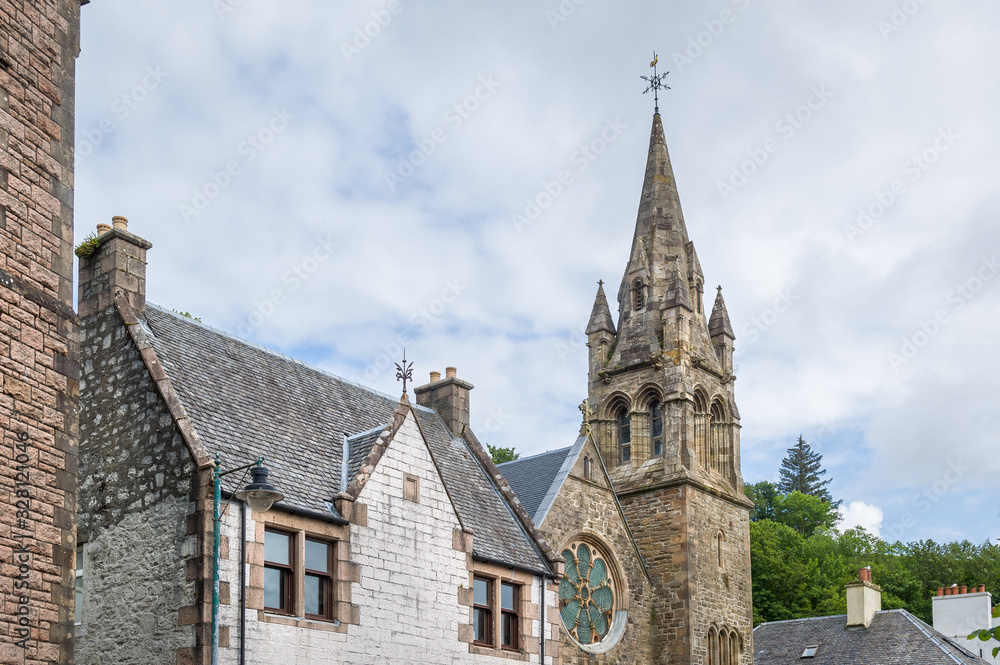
{"left": 217, "top": 409, "right": 549, "bottom": 664}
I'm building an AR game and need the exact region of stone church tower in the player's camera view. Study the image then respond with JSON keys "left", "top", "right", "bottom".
{"left": 1, "top": 2, "right": 84, "bottom": 664}
{"left": 586, "top": 111, "right": 754, "bottom": 664}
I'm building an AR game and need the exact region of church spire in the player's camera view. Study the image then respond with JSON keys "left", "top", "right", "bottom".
{"left": 708, "top": 286, "right": 735, "bottom": 340}
{"left": 586, "top": 281, "right": 617, "bottom": 336}
{"left": 618, "top": 111, "right": 694, "bottom": 319}
{"left": 635, "top": 111, "right": 689, "bottom": 250}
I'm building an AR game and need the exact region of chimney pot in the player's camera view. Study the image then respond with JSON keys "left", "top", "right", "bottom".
{"left": 961, "top": 585, "right": 968, "bottom": 595}
{"left": 979, "top": 584, "right": 986, "bottom": 593}
{"left": 111, "top": 215, "right": 128, "bottom": 231}
{"left": 937, "top": 588, "right": 944, "bottom": 597}
{"left": 96, "top": 223, "right": 111, "bottom": 236}
{"left": 430, "top": 371, "right": 441, "bottom": 383}
{"left": 445, "top": 367, "right": 457, "bottom": 379}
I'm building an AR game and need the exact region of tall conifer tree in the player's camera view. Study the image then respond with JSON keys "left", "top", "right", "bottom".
{"left": 777, "top": 435, "right": 840, "bottom": 507}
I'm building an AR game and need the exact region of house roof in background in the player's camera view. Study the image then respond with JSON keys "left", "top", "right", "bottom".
{"left": 753, "top": 609, "right": 986, "bottom": 665}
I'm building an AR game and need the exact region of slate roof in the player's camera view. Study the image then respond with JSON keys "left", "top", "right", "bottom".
{"left": 346, "top": 426, "right": 387, "bottom": 484}
{"left": 411, "top": 406, "right": 549, "bottom": 573}
{"left": 141, "top": 304, "right": 548, "bottom": 574}
{"left": 499, "top": 444, "right": 576, "bottom": 525}
{"left": 753, "top": 610, "right": 986, "bottom": 665}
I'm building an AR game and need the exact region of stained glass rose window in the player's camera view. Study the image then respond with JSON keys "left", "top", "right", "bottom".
{"left": 559, "top": 542, "right": 616, "bottom": 645}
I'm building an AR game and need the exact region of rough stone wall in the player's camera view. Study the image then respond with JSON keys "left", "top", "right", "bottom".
{"left": 0, "top": 2, "right": 82, "bottom": 663}
{"left": 686, "top": 490, "right": 753, "bottom": 665}
{"left": 538, "top": 441, "right": 654, "bottom": 665}
{"left": 618, "top": 487, "right": 752, "bottom": 665}
{"left": 229, "top": 409, "right": 545, "bottom": 664}
{"left": 75, "top": 307, "right": 197, "bottom": 664}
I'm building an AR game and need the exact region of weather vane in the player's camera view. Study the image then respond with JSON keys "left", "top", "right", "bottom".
{"left": 395, "top": 350, "right": 414, "bottom": 395}
{"left": 641, "top": 51, "right": 670, "bottom": 113}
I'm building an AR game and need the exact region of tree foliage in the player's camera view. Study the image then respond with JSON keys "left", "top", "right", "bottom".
{"left": 745, "top": 481, "right": 779, "bottom": 522}
{"left": 772, "top": 491, "right": 840, "bottom": 537}
{"left": 778, "top": 435, "right": 840, "bottom": 507}
{"left": 487, "top": 444, "right": 519, "bottom": 465}
{"left": 747, "top": 498, "right": 1000, "bottom": 627}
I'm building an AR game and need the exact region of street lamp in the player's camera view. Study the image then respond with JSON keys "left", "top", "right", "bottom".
{"left": 212, "top": 456, "right": 283, "bottom": 665}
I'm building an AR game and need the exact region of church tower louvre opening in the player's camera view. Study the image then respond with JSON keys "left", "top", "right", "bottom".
{"left": 585, "top": 109, "right": 754, "bottom": 664}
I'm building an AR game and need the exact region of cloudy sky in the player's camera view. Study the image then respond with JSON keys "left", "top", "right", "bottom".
{"left": 74, "top": 1, "right": 1000, "bottom": 544}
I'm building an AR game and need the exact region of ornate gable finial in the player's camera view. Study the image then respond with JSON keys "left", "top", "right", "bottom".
{"left": 395, "top": 350, "right": 414, "bottom": 396}
{"left": 641, "top": 51, "right": 670, "bottom": 114}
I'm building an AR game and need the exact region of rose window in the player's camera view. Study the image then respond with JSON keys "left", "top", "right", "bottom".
{"left": 559, "top": 542, "right": 615, "bottom": 645}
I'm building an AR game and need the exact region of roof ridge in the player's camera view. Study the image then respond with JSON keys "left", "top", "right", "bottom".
{"left": 497, "top": 445, "right": 574, "bottom": 466}
{"left": 146, "top": 302, "right": 399, "bottom": 403}
{"left": 753, "top": 614, "right": 848, "bottom": 630}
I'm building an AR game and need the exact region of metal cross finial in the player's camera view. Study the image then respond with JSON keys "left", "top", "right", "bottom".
{"left": 640, "top": 51, "right": 670, "bottom": 114}
{"left": 395, "top": 350, "right": 414, "bottom": 394}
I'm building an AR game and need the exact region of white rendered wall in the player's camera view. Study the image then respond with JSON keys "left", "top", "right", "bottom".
{"left": 217, "top": 410, "right": 550, "bottom": 664}
{"left": 932, "top": 592, "right": 999, "bottom": 665}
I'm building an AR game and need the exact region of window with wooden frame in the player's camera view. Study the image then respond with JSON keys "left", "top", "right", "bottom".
{"left": 304, "top": 538, "right": 334, "bottom": 620}
{"left": 500, "top": 582, "right": 519, "bottom": 651}
{"left": 264, "top": 529, "right": 293, "bottom": 614}
{"left": 473, "top": 576, "right": 493, "bottom": 646}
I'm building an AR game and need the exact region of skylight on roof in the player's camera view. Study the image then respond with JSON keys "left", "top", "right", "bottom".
{"left": 801, "top": 645, "right": 819, "bottom": 658}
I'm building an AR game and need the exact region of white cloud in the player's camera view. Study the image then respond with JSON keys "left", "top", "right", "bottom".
{"left": 74, "top": 0, "right": 1000, "bottom": 542}
{"left": 840, "top": 502, "right": 885, "bottom": 538}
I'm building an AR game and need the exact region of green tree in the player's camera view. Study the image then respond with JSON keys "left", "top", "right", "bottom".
{"left": 745, "top": 481, "right": 779, "bottom": 522}
{"left": 778, "top": 435, "right": 840, "bottom": 507}
{"left": 772, "top": 491, "right": 840, "bottom": 537}
{"left": 487, "top": 444, "right": 518, "bottom": 465}
{"left": 749, "top": 520, "right": 844, "bottom": 625}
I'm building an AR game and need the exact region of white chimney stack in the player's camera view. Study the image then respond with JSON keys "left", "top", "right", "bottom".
{"left": 846, "top": 567, "right": 882, "bottom": 629}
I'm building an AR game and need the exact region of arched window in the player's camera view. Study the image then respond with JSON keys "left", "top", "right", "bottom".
{"left": 707, "top": 626, "right": 740, "bottom": 665}
{"left": 633, "top": 279, "right": 644, "bottom": 311}
{"left": 617, "top": 408, "right": 631, "bottom": 463}
{"left": 650, "top": 400, "right": 663, "bottom": 456}
{"left": 710, "top": 400, "right": 726, "bottom": 423}
{"left": 583, "top": 456, "right": 593, "bottom": 480}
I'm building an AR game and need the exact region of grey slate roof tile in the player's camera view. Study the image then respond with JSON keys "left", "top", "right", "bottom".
{"left": 753, "top": 610, "right": 986, "bottom": 664}
{"left": 142, "top": 304, "right": 548, "bottom": 573}
{"left": 412, "top": 406, "right": 549, "bottom": 573}
{"left": 346, "top": 426, "right": 387, "bottom": 483}
{"left": 498, "top": 446, "right": 574, "bottom": 524}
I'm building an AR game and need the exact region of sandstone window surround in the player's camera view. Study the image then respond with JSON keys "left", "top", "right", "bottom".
{"left": 246, "top": 510, "right": 357, "bottom": 633}
{"left": 461, "top": 558, "right": 541, "bottom": 661}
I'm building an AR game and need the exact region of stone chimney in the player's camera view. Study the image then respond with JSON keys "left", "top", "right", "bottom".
{"left": 846, "top": 567, "right": 882, "bottom": 629}
{"left": 78, "top": 217, "right": 152, "bottom": 319}
{"left": 932, "top": 582, "right": 993, "bottom": 639}
{"left": 414, "top": 367, "right": 473, "bottom": 437}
